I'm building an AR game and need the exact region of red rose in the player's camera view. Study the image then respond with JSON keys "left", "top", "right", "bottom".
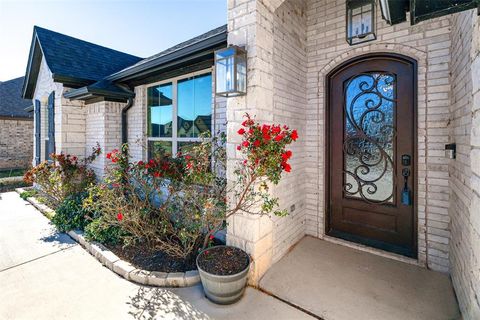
{"left": 153, "top": 172, "right": 161, "bottom": 178}
{"left": 274, "top": 135, "right": 284, "bottom": 142}
{"left": 282, "top": 162, "right": 291, "bottom": 172}
{"left": 291, "top": 130, "right": 298, "bottom": 141}
{"left": 262, "top": 124, "right": 270, "bottom": 134}
{"left": 236, "top": 145, "right": 242, "bottom": 151}
{"left": 209, "top": 235, "right": 215, "bottom": 240}
{"left": 282, "top": 150, "right": 292, "bottom": 160}
{"left": 138, "top": 161, "right": 144, "bottom": 166}
{"left": 253, "top": 140, "right": 261, "bottom": 147}
{"left": 238, "top": 128, "right": 246, "bottom": 135}
{"left": 117, "top": 212, "right": 123, "bottom": 221}
{"left": 242, "top": 141, "right": 250, "bottom": 147}
{"left": 185, "top": 155, "right": 192, "bottom": 160}
{"left": 106, "top": 153, "right": 111, "bottom": 159}
{"left": 186, "top": 162, "right": 193, "bottom": 169}
{"left": 272, "top": 125, "right": 281, "bottom": 135}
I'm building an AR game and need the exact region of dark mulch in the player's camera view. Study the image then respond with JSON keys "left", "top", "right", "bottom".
{"left": 106, "top": 243, "right": 197, "bottom": 273}
{"left": 197, "top": 246, "right": 249, "bottom": 276}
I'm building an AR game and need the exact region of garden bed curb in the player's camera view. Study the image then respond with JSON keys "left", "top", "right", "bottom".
{"left": 16, "top": 187, "right": 55, "bottom": 220}
{"left": 14, "top": 188, "right": 200, "bottom": 288}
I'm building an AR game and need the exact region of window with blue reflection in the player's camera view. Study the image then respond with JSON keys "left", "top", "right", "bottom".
{"left": 177, "top": 74, "right": 212, "bottom": 138}
{"left": 148, "top": 83, "right": 173, "bottom": 137}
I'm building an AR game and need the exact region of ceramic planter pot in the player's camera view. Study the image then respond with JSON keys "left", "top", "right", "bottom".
{"left": 196, "top": 245, "right": 250, "bottom": 305}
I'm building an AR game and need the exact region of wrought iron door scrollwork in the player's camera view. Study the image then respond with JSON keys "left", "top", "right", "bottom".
{"left": 343, "top": 72, "right": 397, "bottom": 204}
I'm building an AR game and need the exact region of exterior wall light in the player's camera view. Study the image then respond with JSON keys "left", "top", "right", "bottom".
{"left": 214, "top": 46, "right": 247, "bottom": 97}
{"left": 346, "top": 0, "right": 376, "bottom": 45}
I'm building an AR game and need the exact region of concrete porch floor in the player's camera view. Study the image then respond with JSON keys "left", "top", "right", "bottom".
{"left": 259, "top": 236, "right": 461, "bottom": 320}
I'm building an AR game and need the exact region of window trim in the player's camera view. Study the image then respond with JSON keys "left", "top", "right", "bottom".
{"left": 145, "top": 68, "right": 213, "bottom": 158}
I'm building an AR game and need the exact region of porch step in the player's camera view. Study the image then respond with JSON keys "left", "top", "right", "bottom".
{"left": 259, "top": 236, "right": 460, "bottom": 320}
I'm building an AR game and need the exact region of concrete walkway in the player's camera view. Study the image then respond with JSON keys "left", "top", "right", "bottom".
{"left": 0, "top": 192, "right": 314, "bottom": 320}
{"left": 259, "top": 236, "right": 461, "bottom": 320}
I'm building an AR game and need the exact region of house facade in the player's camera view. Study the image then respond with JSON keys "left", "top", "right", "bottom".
{"left": 23, "top": 1, "right": 479, "bottom": 318}
{"left": 225, "top": 0, "right": 479, "bottom": 318}
{"left": 0, "top": 77, "right": 33, "bottom": 170}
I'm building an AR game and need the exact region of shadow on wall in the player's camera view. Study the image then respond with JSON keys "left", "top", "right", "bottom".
{"left": 128, "top": 286, "right": 210, "bottom": 320}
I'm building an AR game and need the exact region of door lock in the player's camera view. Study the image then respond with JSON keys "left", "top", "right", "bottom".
{"left": 401, "top": 154, "right": 411, "bottom": 166}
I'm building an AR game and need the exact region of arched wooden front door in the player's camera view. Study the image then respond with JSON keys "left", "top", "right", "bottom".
{"left": 326, "top": 54, "right": 417, "bottom": 258}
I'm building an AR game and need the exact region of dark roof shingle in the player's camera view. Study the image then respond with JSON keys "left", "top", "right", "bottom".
{"left": 0, "top": 77, "right": 33, "bottom": 118}
{"left": 34, "top": 26, "right": 143, "bottom": 82}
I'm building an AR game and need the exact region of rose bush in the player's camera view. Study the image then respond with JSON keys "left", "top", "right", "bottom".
{"left": 85, "top": 114, "right": 297, "bottom": 263}
{"left": 24, "top": 143, "right": 101, "bottom": 208}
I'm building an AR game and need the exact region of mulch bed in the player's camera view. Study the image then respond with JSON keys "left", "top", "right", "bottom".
{"left": 106, "top": 243, "right": 197, "bottom": 273}
{"left": 197, "top": 246, "right": 249, "bottom": 276}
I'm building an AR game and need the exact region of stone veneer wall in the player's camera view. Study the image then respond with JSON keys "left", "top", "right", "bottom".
{"left": 0, "top": 118, "right": 33, "bottom": 169}
{"left": 305, "top": 0, "right": 453, "bottom": 272}
{"left": 449, "top": 9, "right": 480, "bottom": 319}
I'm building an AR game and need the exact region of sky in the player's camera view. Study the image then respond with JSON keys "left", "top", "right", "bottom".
{"left": 0, "top": 0, "right": 227, "bottom": 81}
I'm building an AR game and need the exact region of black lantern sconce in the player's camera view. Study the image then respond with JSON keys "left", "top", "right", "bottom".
{"left": 346, "top": 0, "right": 377, "bottom": 45}
{"left": 214, "top": 46, "right": 247, "bottom": 97}
{"left": 445, "top": 143, "right": 456, "bottom": 159}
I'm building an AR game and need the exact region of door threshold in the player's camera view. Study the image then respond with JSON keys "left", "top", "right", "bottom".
{"left": 322, "top": 235, "right": 423, "bottom": 267}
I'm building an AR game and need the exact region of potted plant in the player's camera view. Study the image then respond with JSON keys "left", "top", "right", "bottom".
{"left": 194, "top": 114, "right": 298, "bottom": 304}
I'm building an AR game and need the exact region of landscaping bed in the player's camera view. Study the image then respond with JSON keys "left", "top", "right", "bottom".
{"left": 20, "top": 114, "right": 298, "bottom": 300}
{"left": 107, "top": 242, "right": 196, "bottom": 273}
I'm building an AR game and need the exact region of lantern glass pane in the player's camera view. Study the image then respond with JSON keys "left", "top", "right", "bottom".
{"left": 347, "top": 1, "right": 375, "bottom": 45}
{"left": 216, "top": 56, "right": 234, "bottom": 94}
{"left": 215, "top": 47, "right": 235, "bottom": 60}
{"left": 236, "top": 54, "right": 246, "bottom": 94}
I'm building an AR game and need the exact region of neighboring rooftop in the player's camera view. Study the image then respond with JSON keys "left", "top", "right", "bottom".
{"left": 23, "top": 26, "right": 143, "bottom": 98}
{"left": 0, "top": 77, "right": 33, "bottom": 118}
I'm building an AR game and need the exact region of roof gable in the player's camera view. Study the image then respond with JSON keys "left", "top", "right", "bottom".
{"left": 0, "top": 77, "right": 33, "bottom": 118}
{"left": 23, "top": 26, "right": 143, "bottom": 99}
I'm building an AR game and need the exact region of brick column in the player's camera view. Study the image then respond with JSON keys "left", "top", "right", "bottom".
{"left": 85, "top": 101, "right": 124, "bottom": 178}
{"left": 226, "top": 0, "right": 280, "bottom": 285}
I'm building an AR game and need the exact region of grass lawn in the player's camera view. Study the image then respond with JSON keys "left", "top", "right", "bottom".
{"left": 0, "top": 168, "right": 26, "bottom": 179}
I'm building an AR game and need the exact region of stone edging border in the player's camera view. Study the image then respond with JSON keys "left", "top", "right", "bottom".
{"left": 15, "top": 187, "right": 200, "bottom": 288}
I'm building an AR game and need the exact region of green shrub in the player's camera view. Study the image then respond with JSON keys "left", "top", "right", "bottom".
{"left": 20, "top": 189, "right": 37, "bottom": 200}
{"left": 51, "top": 193, "right": 91, "bottom": 232}
{"left": 84, "top": 217, "right": 125, "bottom": 245}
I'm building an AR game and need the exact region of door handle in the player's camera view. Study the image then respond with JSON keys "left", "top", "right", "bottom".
{"left": 401, "top": 168, "right": 411, "bottom": 205}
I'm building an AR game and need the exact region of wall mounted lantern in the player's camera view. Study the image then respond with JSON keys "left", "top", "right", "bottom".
{"left": 214, "top": 46, "right": 247, "bottom": 97}
{"left": 346, "top": 0, "right": 376, "bottom": 45}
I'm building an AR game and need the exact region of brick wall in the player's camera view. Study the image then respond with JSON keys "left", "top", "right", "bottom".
{"left": 85, "top": 101, "right": 124, "bottom": 177}
{"left": 305, "top": 0, "right": 453, "bottom": 272}
{"left": 271, "top": 0, "right": 308, "bottom": 263}
{"left": 227, "top": 0, "right": 463, "bottom": 283}
{"left": 33, "top": 56, "right": 86, "bottom": 162}
{"left": 127, "top": 85, "right": 146, "bottom": 162}
{"left": 32, "top": 57, "right": 62, "bottom": 164}
{"left": 449, "top": 9, "right": 480, "bottom": 319}
{"left": 0, "top": 118, "right": 33, "bottom": 169}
